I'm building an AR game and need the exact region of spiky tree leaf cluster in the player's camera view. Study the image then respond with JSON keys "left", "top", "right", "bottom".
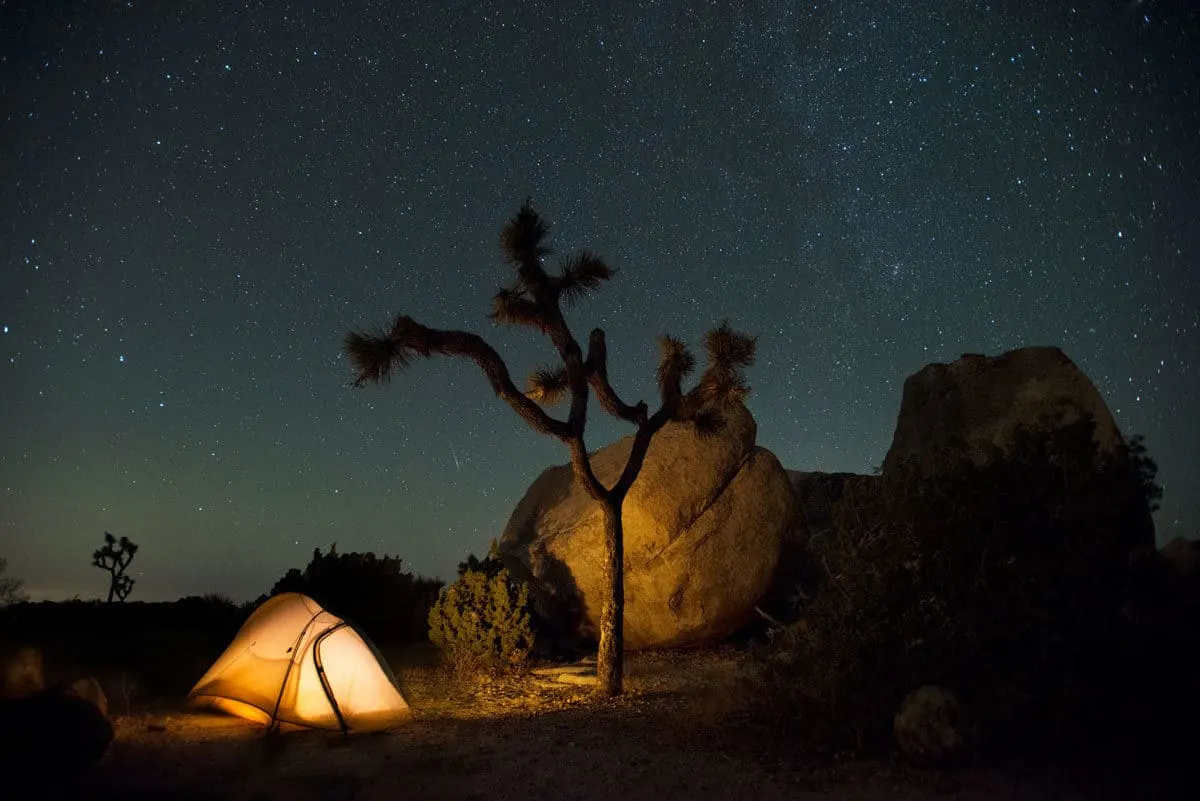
{"left": 92, "top": 532, "right": 139, "bottom": 603}
{"left": 345, "top": 200, "right": 756, "bottom": 695}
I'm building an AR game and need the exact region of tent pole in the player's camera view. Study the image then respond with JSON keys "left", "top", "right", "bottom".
{"left": 314, "top": 623, "right": 351, "bottom": 738}
{"left": 269, "top": 609, "right": 322, "bottom": 732}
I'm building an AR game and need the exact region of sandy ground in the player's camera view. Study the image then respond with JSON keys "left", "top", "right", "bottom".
{"left": 26, "top": 649, "right": 1190, "bottom": 801}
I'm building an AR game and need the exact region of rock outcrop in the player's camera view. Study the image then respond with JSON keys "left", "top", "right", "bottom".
{"left": 882, "top": 347, "right": 1129, "bottom": 476}
{"left": 498, "top": 403, "right": 798, "bottom": 650}
{"left": 881, "top": 346, "right": 1153, "bottom": 548}
{"left": 1161, "top": 536, "right": 1200, "bottom": 578}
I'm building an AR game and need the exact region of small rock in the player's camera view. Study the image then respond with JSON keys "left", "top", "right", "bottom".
{"left": 554, "top": 673, "right": 598, "bottom": 686}
{"left": 894, "top": 685, "right": 971, "bottom": 767}
{"left": 531, "top": 665, "right": 595, "bottom": 676}
{"left": 1, "top": 645, "right": 44, "bottom": 699}
{"left": 66, "top": 676, "right": 108, "bottom": 718}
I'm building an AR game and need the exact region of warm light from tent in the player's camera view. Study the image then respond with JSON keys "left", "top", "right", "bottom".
{"left": 205, "top": 697, "right": 272, "bottom": 725}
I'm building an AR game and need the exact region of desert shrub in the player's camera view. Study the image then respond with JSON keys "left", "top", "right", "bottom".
{"left": 199, "top": 592, "right": 237, "bottom": 607}
{"left": 757, "top": 415, "right": 1155, "bottom": 755}
{"left": 427, "top": 565, "right": 533, "bottom": 674}
{"left": 267, "top": 545, "right": 443, "bottom": 644}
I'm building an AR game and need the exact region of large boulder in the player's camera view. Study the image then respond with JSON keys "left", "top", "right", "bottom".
{"left": 1161, "top": 536, "right": 1200, "bottom": 578}
{"left": 65, "top": 676, "right": 108, "bottom": 719}
{"left": 883, "top": 347, "right": 1128, "bottom": 476}
{"left": 879, "top": 345, "right": 1154, "bottom": 562}
{"left": 0, "top": 692, "right": 114, "bottom": 776}
{"left": 498, "top": 403, "right": 797, "bottom": 649}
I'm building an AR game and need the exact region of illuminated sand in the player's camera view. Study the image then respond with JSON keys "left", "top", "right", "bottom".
{"left": 66, "top": 650, "right": 1178, "bottom": 801}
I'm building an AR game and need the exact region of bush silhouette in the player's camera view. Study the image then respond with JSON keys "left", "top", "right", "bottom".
{"left": 268, "top": 544, "right": 442, "bottom": 643}
{"left": 757, "top": 415, "right": 1155, "bottom": 755}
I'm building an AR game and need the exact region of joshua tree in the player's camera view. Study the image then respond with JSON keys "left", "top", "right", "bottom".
{"left": 92, "top": 532, "right": 139, "bottom": 603}
{"left": 344, "top": 201, "right": 756, "bottom": 695}
{"left": 0, "top": 556, "right": 27, "bottom": 606}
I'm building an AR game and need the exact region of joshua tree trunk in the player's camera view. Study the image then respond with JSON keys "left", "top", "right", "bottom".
{"left": 596, "top": 497, "right": 625, "bottom": 696}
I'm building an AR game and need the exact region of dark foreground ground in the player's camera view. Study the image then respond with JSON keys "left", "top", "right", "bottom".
{"left": 15, "top": 648, "right": 1194, "bottom": 801}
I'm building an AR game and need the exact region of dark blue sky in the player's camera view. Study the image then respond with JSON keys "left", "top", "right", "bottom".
{"left": 3, "top": 1, "right": 1197, "bottom": 601}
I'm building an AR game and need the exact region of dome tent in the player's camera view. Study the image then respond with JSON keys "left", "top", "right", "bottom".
{"left": 188, "top": 593, "right": 409, "bottom": 733}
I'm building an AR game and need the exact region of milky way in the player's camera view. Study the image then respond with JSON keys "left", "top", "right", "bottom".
{"left": 2, "top": 1, "right": 1197, "bottom": 600}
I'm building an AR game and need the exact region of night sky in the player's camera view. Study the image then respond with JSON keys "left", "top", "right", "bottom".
{"left": 3, "top": 1, "right": 1197, "bottom": 602}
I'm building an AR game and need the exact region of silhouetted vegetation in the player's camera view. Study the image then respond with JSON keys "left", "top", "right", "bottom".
{"left": 1126, "top": 433, "right": 1164, "bottom": 513}
{"left": 456, "top": 541, "right": 507, "bottom": 579}
{"left": 267, "top": 544, "right": 442, "bottom": 644}
{"left": 91, "top": 533, "right": 139, "bottom": 603}
{"left": 749, "top": 415, "right": 1168, "bottom": 762}
{"left": 0, "top": 596, "right": 250, "bottom": 704}
{"left": 0, "top": 557, "right": 26, "bottom": 606}
{"left": 428, "top": 564, "right": 534, "bottom": 674}
{"left": 344, "top": 201, "right": 755, "bottom": 695}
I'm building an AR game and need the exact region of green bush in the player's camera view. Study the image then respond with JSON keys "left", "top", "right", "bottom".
{"left": 427, "top": 566, "right": 533, "bottom": 673}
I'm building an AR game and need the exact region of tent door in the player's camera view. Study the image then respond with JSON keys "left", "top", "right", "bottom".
{"left": 268, "top": 611, "right": 323, "bottom": 733}
{"left": 313, "top": 623, "right": 350, "bottom": 736}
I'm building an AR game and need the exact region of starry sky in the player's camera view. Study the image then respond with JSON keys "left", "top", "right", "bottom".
{"left": 2, "top": 1, "right": 1197, "bottom": 602}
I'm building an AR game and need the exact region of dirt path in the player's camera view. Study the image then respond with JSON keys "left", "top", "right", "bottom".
{"left": 32, "top": 650, "right": 1189, "bottom": 801}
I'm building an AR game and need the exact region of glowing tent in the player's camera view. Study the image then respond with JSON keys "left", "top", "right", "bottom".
{"left": 187, "top": 593, "right": 410, "bottom": 733}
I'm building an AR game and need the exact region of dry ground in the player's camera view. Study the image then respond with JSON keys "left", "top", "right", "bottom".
{"left": 25, "top": 648, "right": 1188, "bottom": 801}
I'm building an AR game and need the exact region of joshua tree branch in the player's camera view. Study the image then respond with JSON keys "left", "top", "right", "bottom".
{"left": 586, "top": 329, "right": 647, "bottom": 424}
{"left": 612, "top": 403, "right": 676, "bottom": 500}
{"left": 347, "top": 320, "right": 572, "bottom": 440}
{"left": 567, "top": 437, "right": 607, "bottom": 501}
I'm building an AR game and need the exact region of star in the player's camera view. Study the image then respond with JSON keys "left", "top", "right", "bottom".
{"left": 0, "top": 0, "right": 1194, "bottom": 601}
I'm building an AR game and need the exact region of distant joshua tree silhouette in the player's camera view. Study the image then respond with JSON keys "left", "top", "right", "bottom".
{"left": 344, "top": 200, "right": 755, "bottom": 696}
{"left": 92, "top": 532, "right": 139, "bottom": 603}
